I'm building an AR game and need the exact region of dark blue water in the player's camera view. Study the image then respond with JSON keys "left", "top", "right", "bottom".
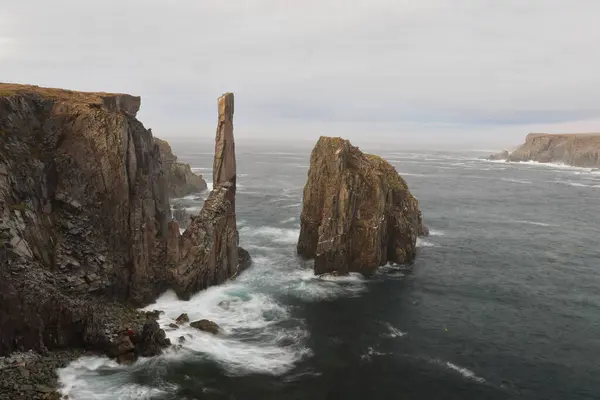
{"left": 59, "top": 139, "right": 600, "bottom": 400}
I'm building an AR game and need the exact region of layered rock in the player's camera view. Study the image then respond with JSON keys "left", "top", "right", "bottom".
{"left": 485, "top": 133, "right": 600, "bottom": 167}
{"left": 166, "top": 93, "right": 250, "bottom": 299}
{"left": 0, "top": 84, "right": 249, "bottom": 361}
{"left": 297, "top": 137, "right": 426, "bottom": 275}
{"left": 154, "top": 137, "right": 207, "bottom": 198}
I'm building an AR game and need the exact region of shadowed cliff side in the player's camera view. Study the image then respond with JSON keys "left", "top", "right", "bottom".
{"left": 485, "top": 133, "right": 600, "bottom": 167}
{"left": 0, "top": 84, "right": 249, "bottom": 363}
{"left": 154, "top": 137, "right": 207, "bottom": 198}
{"left": 166, "top": 93, "right": 250, "bottom": 299}
{"left": 297, "top": 137, "right": 427, "bottom": 276}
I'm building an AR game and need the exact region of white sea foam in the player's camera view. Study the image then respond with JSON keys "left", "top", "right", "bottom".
{"left": 509, "top": 220, "right": 552, "bottom": 227}
{"left": 507, "top": 160, "right": 594, "bottom": 172}
{"left": 416, "top": 238, "right": 436, "bottom": 247}
{"left": 57, "top": 219, "right": 374, "bottom": 398}
{"left": 428, "top": 229, "right": 445, "bottom": 236}
{"left": 361, "top": 346, "right": 387, "bottom": 361}
{"left": 382, "top": 323, "right": 406, "bottom": 338}
{"left": 57, "top": 357, "right": 172, "bottom": 399}
{"left": 282, "top": 202, "right": 302, "bottom": 208}
{"left": 553, "top": 180, "right": 600, "bottom": 188}
{"left": 280, "top": 217, "right": 298, "bottom": 224}
{"left": 500, "top": 177, "right": 532, "bottom": 184}
{"left": 445, "top": 362, "right": 486, "bottom": 383}
{"left": 240, "top": 226, "right": 300, "bottom": 244}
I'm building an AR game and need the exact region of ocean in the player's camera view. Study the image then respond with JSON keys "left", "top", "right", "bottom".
{"left": 57, "top": 139, "right": 600, "bottom": 400}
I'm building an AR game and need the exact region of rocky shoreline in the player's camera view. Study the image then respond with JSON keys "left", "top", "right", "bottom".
{"left": 0, "top": 84, "right": 249, "bottom": 398}
{"left": 484, "top": 133, "right": 600, "bottom": 167}
{"left": 0, "top": 85, "right": 430, "bottom": 398}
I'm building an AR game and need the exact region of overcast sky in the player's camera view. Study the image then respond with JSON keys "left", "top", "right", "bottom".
{"left": 1, "top": 0, "right": 600, "bottom": 149}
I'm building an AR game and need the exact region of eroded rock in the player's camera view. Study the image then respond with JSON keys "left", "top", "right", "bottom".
{"left": 175, "top": 313, "right": 189, "bottom": 324}
{"left": 155, "top": 137, "right": 208, "bottom": 198}
{"left": 297, "top": 137, "right": 426, "bottom": 275}
{"left": 167, "top": 93, "right": 251, "bottom": 298}
{"left": 190, "top": 319, "right": 220, "bottom": 335}
{"left": 486, "top": 133, "right": 600, "bottom": 167}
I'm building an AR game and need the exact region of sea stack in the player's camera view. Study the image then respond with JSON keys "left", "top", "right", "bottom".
{"left": 168, "top": 93, "right": 250, "bottom": 298}
{"left": 297, "top": 137, "right": 427, "bottom": 275}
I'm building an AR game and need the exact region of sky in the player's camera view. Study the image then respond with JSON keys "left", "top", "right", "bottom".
{"left": 1, "top": 0, "right": 600, "bottom": 149}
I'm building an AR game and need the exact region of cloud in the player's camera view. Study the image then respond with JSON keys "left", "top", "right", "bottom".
{"left": 1, "top": 0, "right": 600, "bottom": 145}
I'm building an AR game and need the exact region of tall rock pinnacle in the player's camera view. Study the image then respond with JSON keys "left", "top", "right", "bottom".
{"left": 213, "top": 93, "right": 236, "bottom": 189}
{"left": 166, "top": 92, "right": 250, "bottom": 298}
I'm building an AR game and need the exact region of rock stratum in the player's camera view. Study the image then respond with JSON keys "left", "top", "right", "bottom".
{"left": 297, "top": 137, "right": 427, "bottom": 275}
{"left": 0, "top": 83, "right": 249, "bottom": 371}
{"left": 485, "top": 133, "right": 600, "bottom": 167}
{"left": 154, "top": 137, "right": 207, "bottom": 198}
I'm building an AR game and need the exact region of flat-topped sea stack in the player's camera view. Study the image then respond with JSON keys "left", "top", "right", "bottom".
{"left": 297, "top": 136, "right": 427, "bottom": 275}
{"left": 485, "top": 133, "right": 600, "bottom": 167}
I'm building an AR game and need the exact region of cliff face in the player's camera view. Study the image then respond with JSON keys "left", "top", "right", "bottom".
{"left": 166, "top": 93, "right": 250, "bottom": 298}
{"left": 488, "top": 133, "right": 600, "bottom": 167}
{"left": 154, "top": 137, "right": 207, "bottom": 198}
{"left": 0, "top": 84, "right": 249, "bottom": 357}
{"left": 0, "top": 84, "right": 170, "bottom": 306}
{"left": 297, "top": 137, "right": 426, "bottom": 275}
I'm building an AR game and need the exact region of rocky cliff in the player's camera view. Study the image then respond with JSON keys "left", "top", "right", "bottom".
{"left": 165, "top": 93, "right": 250, "bottom": 299}
{"left": 297, "top": 137, "right": 427, "bottom": 275}
{"left": 485, "top": 133, "right": 600, "bottom": 167}
{"left": 0, "top": 84, "right": 249, "bottom": 362}
{"left": 154, "top": 137, "right": 207, "bottom": 198}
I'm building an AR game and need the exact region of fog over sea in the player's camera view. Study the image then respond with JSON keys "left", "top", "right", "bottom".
{"left": 58, "top": 139, "right": 600, "bottom": 400}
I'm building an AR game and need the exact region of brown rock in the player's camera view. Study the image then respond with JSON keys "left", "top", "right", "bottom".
{"left": 154, "top": 137, "right": 207, "bottom": 198}
{"left": 484, "top": 150, "right": 509, "bottom": 161}
{"left": 505, "top": 133, "right": 600, "bottom": 167}
{"left": 0, "top": 84, "right": 248, "bottom": 359}
{"left": 132, "top": 320, "right": 170, "bottom": 357}
{"left": 168, "top": 323, "right": 179, "bottom": 329}
{"left": 190, "top": 319, "right": 220, "bottom": 335}
{"left": 108, "top": 335, "right": 135, "bottom": 358}
{"left": 167, "top": 92, "right": 250, "bottom": 298}
{"left": 175, "top": 313, "right": 189, "bottom": 324}
{"left": 213, "top": 93, "right": 236, "bottom": 188}
{"left": 297, "top": 136, "right": 426, "bottom": 275}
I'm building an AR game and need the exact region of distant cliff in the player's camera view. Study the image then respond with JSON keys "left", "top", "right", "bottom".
{"left": 0, "top": 84, "right": 249, "bottom": 359}
{"left": 297, "top": 136, "right": 427, "bottom": 275}
{"left": 154, "top": 137, "right": 207, "bottom": 198}
{"left": 485, "top": 133, "right": 600, "bottom": 167}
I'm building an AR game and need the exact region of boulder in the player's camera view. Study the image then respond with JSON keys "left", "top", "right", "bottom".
{"left": 297, "top": 137, "right": 426, "bottom": 275}
{"left": 190, "top": 319, "right": 220, "bottom": 335}
{"left": 132, "top": 321, "right": 171, "bottom": 358}
{"left": 175, "top": 313, "right": 189, "bottom": 324}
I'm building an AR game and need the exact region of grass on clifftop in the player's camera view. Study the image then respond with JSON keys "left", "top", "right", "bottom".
{"left": 0, "top": 83, "right": 130, "bottom": 104}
